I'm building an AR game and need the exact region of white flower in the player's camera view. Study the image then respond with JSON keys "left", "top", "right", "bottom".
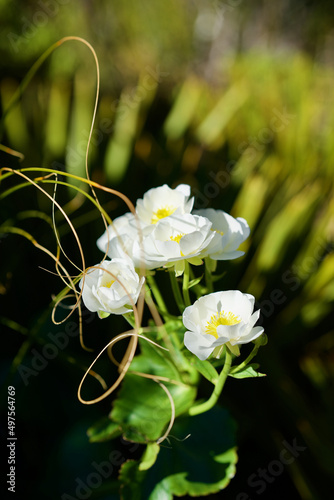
{"left": 136, "top": 213, "right": 214, "bottom": 276}
{"left": 96, "top": 213, "right": 134, "bottom": 255}
{"left": 183, "top": 290, "right": 264, "bottom": 360}
{"left": 79, "top": 257, "right": 145, "bottom": 317}
{"left": 96, "top": 213, "right": 146, "bottom": 259}
{"left": 135, "top": 184, "right": 194, "bottom": 225}
{"left": 194, "top": 209, "right": 250, "bottom": 260}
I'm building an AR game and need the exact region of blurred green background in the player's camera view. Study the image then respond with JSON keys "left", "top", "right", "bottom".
{"left": 1, "top": 1, "right": 334, "bottom": 499}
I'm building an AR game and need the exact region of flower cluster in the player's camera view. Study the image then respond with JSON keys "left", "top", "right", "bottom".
{"left": 79, "top": 183, "right": 263, "bottom": 360}
{"left": 97, "top": 184, "right": 249, "bottom": 274}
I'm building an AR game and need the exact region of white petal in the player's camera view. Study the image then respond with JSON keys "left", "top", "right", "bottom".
{"left": 211, "top": 250, "right": 245, "bottom": 261}
{"left": 248, "top": 309, "right": 260, "bottom": 329}
{"left": 214, "top": 290, "right": 248, "bottom": 317}
{"left": 236, "top": 217, "right": 251, "bottom": 239}
{"left": 234, "top": 326, "right": 264, "bottom": 344}
{"left": 155, "top": 239, "right": 180, "bottom": 259}
{"left": 194, "top": 209, "right": 250, "bottom": 261}
{"left": 96, "top": 213, "right": 137, "bottom": 253}
{"left": 179, "top": 232, "right": 204, "bottom": 256}
{"left": 216, "top": 323, "right": 242, "bottom": 342}
{"left": 80, "top": 283, "right": 101, "bottom": 312}
{"left": 185, "top": 197, "right": 194, "bottom": 213}
{"left": 182, "top": 304, "right": 203, "bottom": 333}
{"left": 175, "top": 184, "right": 191, "bottom": 196}
{"left": 184, "top": 331, "right": 216, "bottom": 360}
{"left": 194, "top": 294, "right": 219, "bottom": 320}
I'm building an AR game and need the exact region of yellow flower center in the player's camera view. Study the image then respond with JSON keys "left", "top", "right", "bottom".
{"left": 103, "top": 280, "right": 115, "bottom": 288}
{"left": 170, "top": 233, "right": 185, "bottom": 244}
{"left": 151, "top": 206, "right": 176, "bottom": 224}
{"left": 205, "top": 310, "right": 241, "bottom": 339}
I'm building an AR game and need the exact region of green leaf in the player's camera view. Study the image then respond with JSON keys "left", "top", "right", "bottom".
{"left": 185, "top": 352, "right": 219, "bottom": 384}
{"left": 188, "top": 275, "right": 203, "bottom": 289}
{"left": 229, "top": 364, "right": 266, "bottom": 379}
{"left": 139, "top": 443, "right": 160, "bottom": 471}
{"left": 119, "top": 461, "right": 147, "bottom": 500}
{"left": 162, "top": 318, "right": 185, "bottom": 334}
{"left": 110, "top": 338, "right": 197, "bottom": 443}
{"left": 98, "top": 310, "right": 110, "bottom": 319}
{"left": 87, "top": 417, "right": 122, "bottom": 443}
{"left": 119, "top": 407, "right": 237, "bottom": 499}
{"left": 111, "top": 374, "right": 196, "bottom": 443}
{"left": 152, "top": 319, "right": 185, "bottom": 346}
{"left": 135, "top": 335, "right": 186, "bottom": 381}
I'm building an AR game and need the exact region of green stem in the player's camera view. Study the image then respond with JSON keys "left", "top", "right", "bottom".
{"left": 182, "top": 261, "right": 191, "bottom": 307}
{"left": 230, "top": 344, "right": 260, "bottom": 374}
{"left": 205, "top": 258, "right": 214, "bottom": 293}
{"left": 147, "top": 275, "right": 168, "bottom": 317}
{"left": 189, "top": 347, "right": 233, "bottom": 416}
{"left": 169, "top": 270, "right": 184, "bottom": 314}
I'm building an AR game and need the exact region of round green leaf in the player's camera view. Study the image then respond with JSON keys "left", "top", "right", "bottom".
{"left": 139, "top": 443, "right": 160, "bottom": 471}
{"left": 111, "top": 374, "right": 196, "bottom": 443}
{"left": 119, "top": 407, "right": 237, "bottom": 499}
{"left": 87, "top": 417, "right": 122, "bottom": 443}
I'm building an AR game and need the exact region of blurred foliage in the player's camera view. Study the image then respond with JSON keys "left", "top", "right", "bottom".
{"left": 1, "top": 0, "right": 334, "bottom": 84}
{"left": 1, "top": 1, "right": 334, "bottom": 499}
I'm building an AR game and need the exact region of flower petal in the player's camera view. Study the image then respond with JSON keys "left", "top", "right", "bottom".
{"left": 184, "top": 331, "right": 216, "bottom": 360}
{"left": 234, "top": 326, "right": 264, "bottom": 344}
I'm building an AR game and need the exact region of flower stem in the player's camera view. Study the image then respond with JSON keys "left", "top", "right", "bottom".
{"left": 182, "top": 261, "right": 191, "bottom": 307}
{"left": 188, "top": 347, "right": 233, "bottom": 416}
{"left": 205, "top": 258, "right": 214, "bottom": 293}
{"left": 230, "top": 344, "right": 260, "bottom": 374}
{"left": 147, "top": 275, "right": 168, "bottom": 317}
{"left": 169, "top": 270, "right": 184, "bottom": 314}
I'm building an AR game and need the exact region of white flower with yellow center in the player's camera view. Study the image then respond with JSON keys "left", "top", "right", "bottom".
{"left": 136, "top": 184, "right": 194, "bottom": 225}
{"left": 137, "top": 213, "right": 214, "bottom": 276}
{"left": 194, "top": 209, "right": 250, "bottom": 261}
{"left": 183, "top": 291, "right": 264, "bottom": 360}
{"left": 79, "top": 257, "right": 145, "bottom": 317}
